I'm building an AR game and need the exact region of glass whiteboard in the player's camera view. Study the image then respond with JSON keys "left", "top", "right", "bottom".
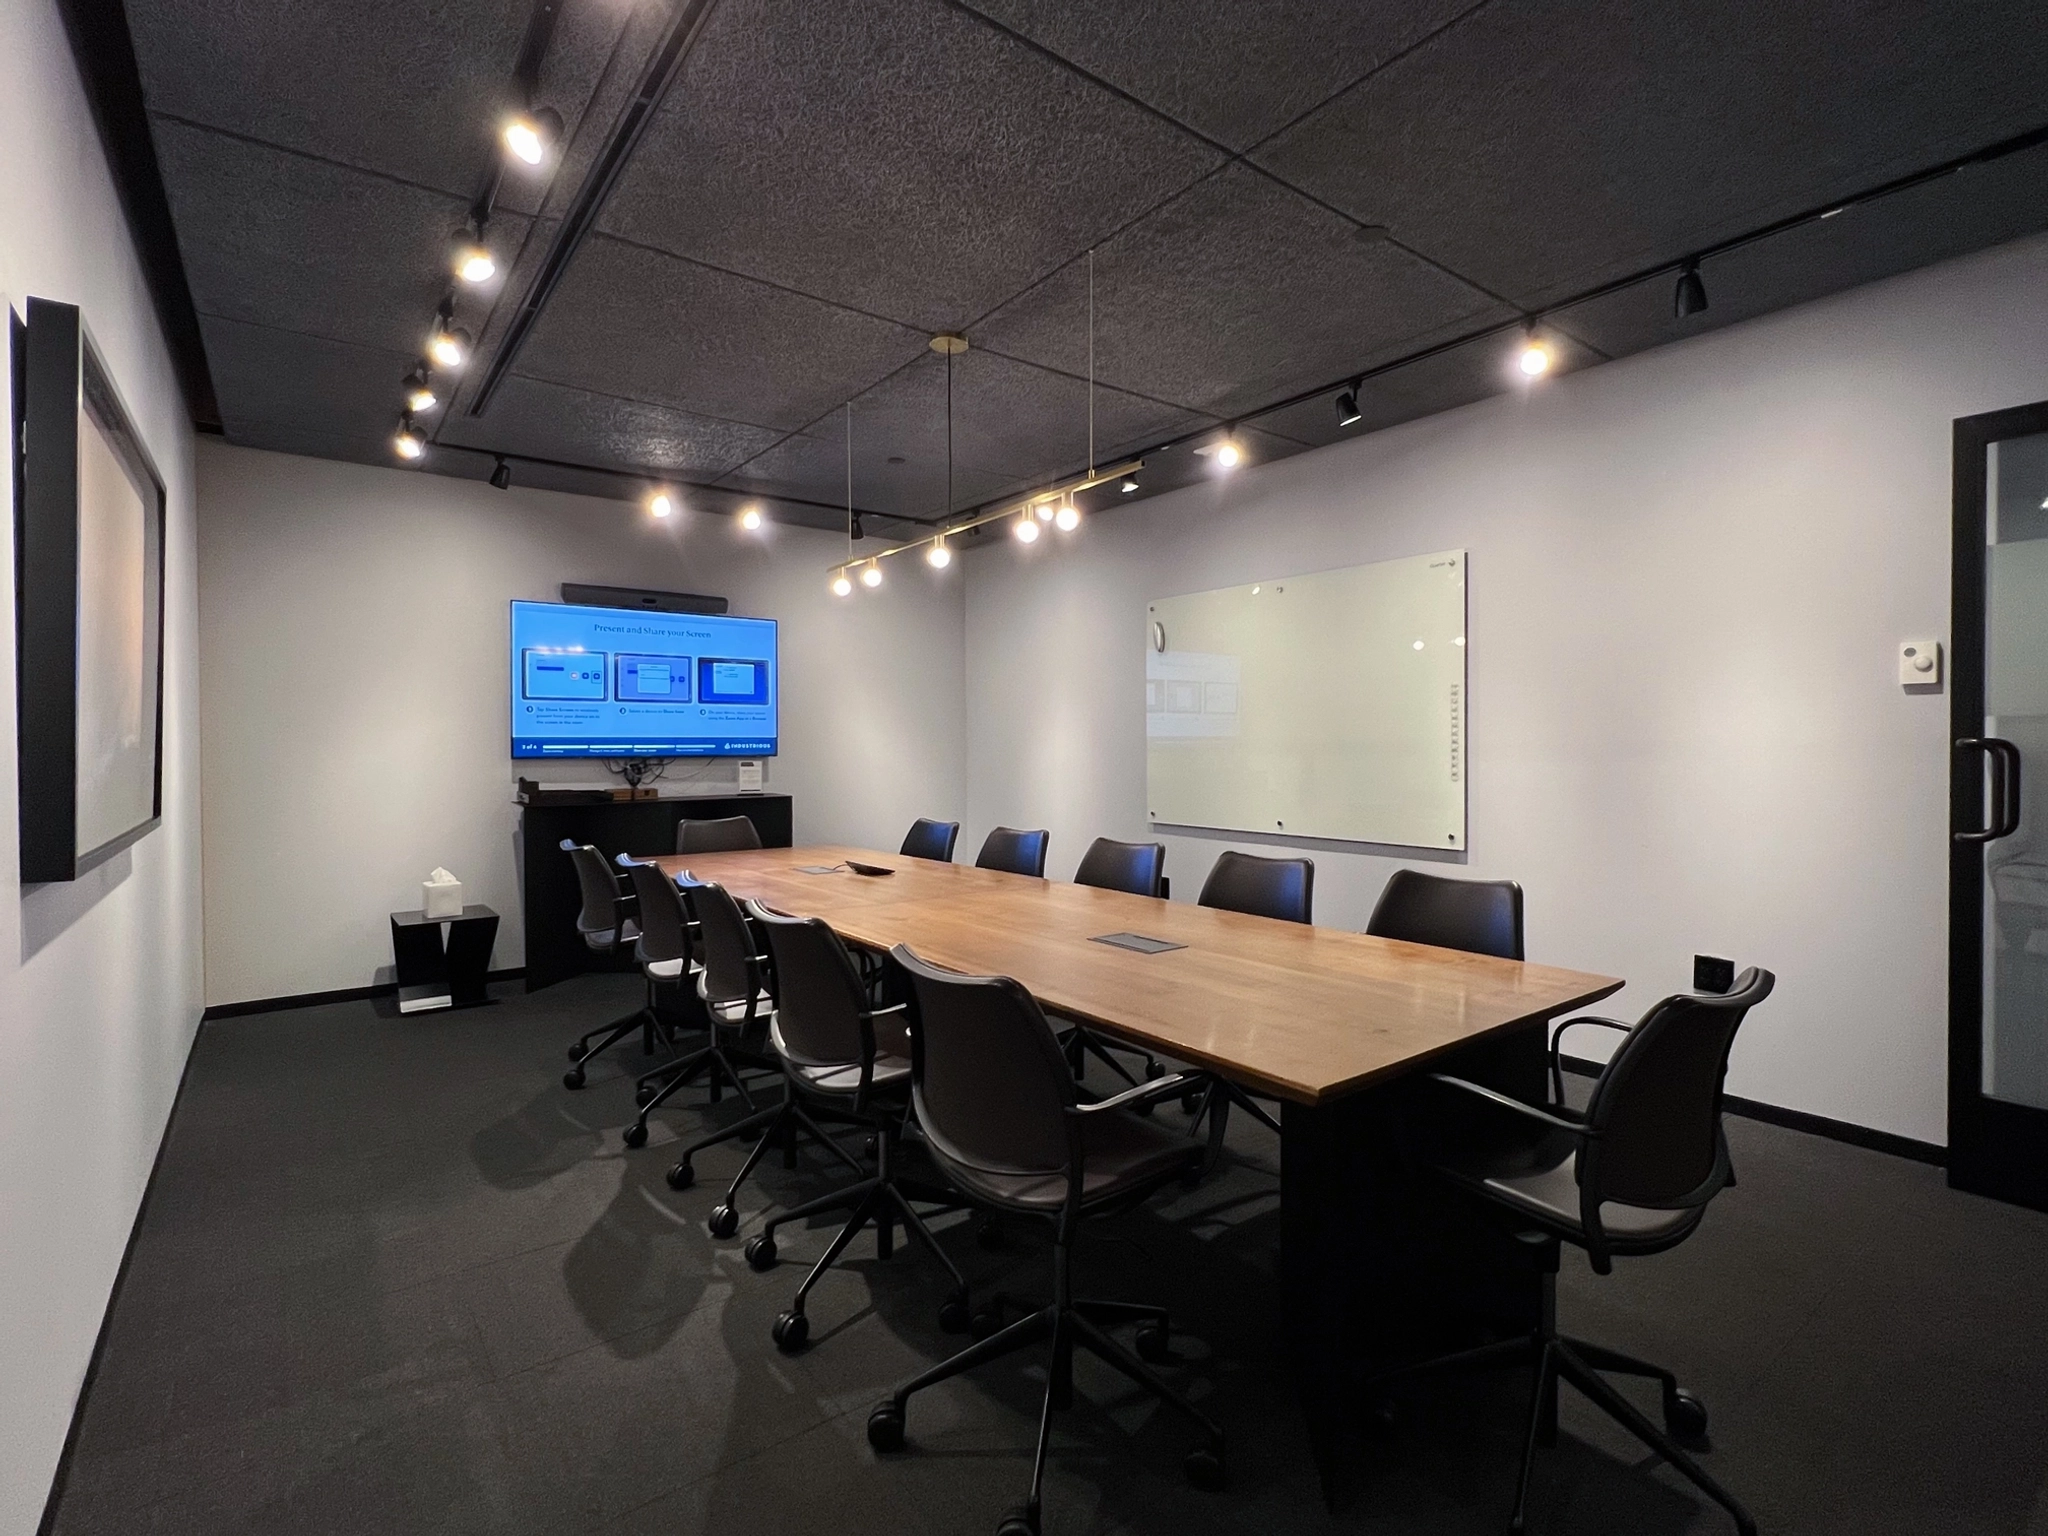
{"left": 1146, "top": 550, "right": 1467, "bottom": 849}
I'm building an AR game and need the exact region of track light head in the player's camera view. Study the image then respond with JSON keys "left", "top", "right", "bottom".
{"left": 503, "top": 106, "right": 563, "bottom": 167}
{"left": 1213, "top": 437, "right": 1243, "bottom": 469}
{"left": 1335, "top": 384, "right": 1362, "bottom": 427}
{"left": 647, "top": 491, "right": 674, "bottom": 519}
{"left": 428, "top": 324, "right": 471, "bottom": 370}
{"left": 831, "top": 572, "right": 853, "bottom": 597}
{"left": 860, "top": 559, "right": 883, "bottom": 588}
{"left": 450, "top": 224, "right": 496, "bottom": 285}
{"left": 1119, "top": 477, "right": 1139, "bottom": 494}
{"left": 1014, "top": 514, "right": 1040, "bottom": 544}
{"left": 926, "top": 537, "right": 952, "bottom": 569}
{"left": 850, "top": 512, "right": 865, "bottom": 540}
{"left": 739, "top": 504, "right": 763, "bottom": 532}
{"left": 1674, "top": 259, "right": 1708, "bottom": 320}
{"left": 489, "top": 456, "right": 511, "bottom": 490}
{"left": 393, "top": 415, "right": 425, "bottom": 461}
{"left": 1516, "top": 328, "right": 1553, "bottom": 378}
{"left": 1054, "top": 500, "right": 1080, "bottom": 532}
{"left": 403, "top": 366, "right": 437, "bottom": 414}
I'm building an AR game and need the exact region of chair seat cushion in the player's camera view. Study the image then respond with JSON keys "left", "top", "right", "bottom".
{"left": 790, "top": 1053, "right": 913, "bottom": 1095}
{"left": 644, "top": 957, "right": 696, "bottom": 980}
{"left": 580, "top": 919, "right": 639, "bottom": 951}
{"left": 940, "top": 1108, "right": 1201, "bottom": 1214}
{"left": 1478, "top": 1154, "right": 1702, "bottom": 1247}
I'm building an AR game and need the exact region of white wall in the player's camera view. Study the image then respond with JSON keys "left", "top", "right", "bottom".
{"left": 197, "top": 442, "right": 965, "bottom": 1006}
{"left": 0, "top": 1, "right": 206, "bottom": 1529}
{"left": 964, "top": 232, "right": 2048, "bottom": 1149}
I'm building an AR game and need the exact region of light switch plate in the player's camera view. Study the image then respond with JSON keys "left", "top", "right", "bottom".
{"left": 1899, "top": 639, "right": 1942, "bottom": 687}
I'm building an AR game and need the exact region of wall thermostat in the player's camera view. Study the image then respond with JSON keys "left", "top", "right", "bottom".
{"left": 1899, "top": 639, "right": 1942, "bottom": 687}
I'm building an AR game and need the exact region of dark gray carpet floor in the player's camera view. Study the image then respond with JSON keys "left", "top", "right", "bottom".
{"left": 42, "top": 974, "right": 2048, "bottom": 1535}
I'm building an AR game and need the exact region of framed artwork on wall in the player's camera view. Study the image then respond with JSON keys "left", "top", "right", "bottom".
{"left": 13, "top": 296, "right": 167, "bottom": 882}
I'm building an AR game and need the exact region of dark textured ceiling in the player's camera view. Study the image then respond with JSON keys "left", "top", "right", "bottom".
{"left": 120, "top": 0, "right": 2048, "bottom": 533}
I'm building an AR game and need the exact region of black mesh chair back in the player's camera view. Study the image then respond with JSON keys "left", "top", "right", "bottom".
{"left": 562, "top": 841, "right": 630, "bottom": 945}
{"left": 688, "top": 881, "right": 763, "bottom": 1012}
{"left": 676, "top": 815, "right": 763, "bottom": 854}
{"left": 892, "top": 946, "right": 1073, "bottom": 1177}
{"left": 1073, "top": 837, "right": 1166, "bottom": 898}
{"left": 1581, "top": 968, "right": 1774, "bottom": 1217}
{"left": 621, "top": 859, "right": 692, "bottom": 967}
{"left": 900, "top": 818, "right": 961, "bottom": 861}
{"left": 1367, "top": 869, "right": 1524, "bottom": 960}
{"left": 750, "top": 904, "right": 869, "bottom": 1070}
{"left": 1198, "top": 850, "right": 1314, "bottom": 924}
{"left": 975, "top": 826, "right": 1050, "bottom": 878}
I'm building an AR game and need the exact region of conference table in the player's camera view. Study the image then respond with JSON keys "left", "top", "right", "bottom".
{"left": 649, "top": 844, "right": 1624, "bottom": 1487}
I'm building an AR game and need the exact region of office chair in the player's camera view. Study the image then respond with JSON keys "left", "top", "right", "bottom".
{"left": 975, "top": 826, "right": 1050, "bottom": 878}
{"left": 868, "top": 945, "right": 1225, "bottom": 1536}
{"left": 559, "top": 841, "right": 651, "bottom": 1089}
{"left": 617, "top": 861, "right": 767, "bottom": 1147}
{"left": 1176, "top": 850, "right": 1316, "bottom": 1146}
{"left": 900, "top": 818, "right": 960, "bottom": 862}
{"left": 1379, "top": 967, "right": 1776, "bottom": 1536}
{"left": 675, "top": 814, "right": 763, "bottom": 854}
{"left": 1367, "top": 868, "right": 1524, "bottom": 959}
{"left": 1063, "top": 838, "right": 1170, "bottom": 1101}
{"left": 731, "top": 904, "right": 973, "bottom": 1351}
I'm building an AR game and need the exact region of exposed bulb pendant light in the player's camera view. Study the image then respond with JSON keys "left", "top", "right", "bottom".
{"left": 1055, "top": 497, "right": 1080, "bottom": 532}
{"left": 1674, "top": 258, "right": 1708, "bottom": 319}
{"left": 861, "top": 559, "right": 883, "bottom": 588}
{"left": 926, "top": 536, "right": 952, "bottom": 568}
{"left": 1014, "top": 514, "right": 1040, "bottom": 543}
{"left": 831, "top": 571, "right": 853, "bottom": 597}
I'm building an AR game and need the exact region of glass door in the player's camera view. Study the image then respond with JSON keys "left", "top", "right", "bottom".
{"left": 1952, "top": 402, "right": 2048, "bottom": 1210}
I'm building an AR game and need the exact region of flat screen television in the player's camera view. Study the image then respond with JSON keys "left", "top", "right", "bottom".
{"left": 510, "top": 600, "right": 778, "bottom": 758}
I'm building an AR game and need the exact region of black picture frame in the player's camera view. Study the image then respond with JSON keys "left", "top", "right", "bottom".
{"left": 14, "top": 297, "right": 168, "bottom": 882}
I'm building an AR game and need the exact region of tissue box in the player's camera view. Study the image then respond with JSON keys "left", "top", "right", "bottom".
{"left": 422, "top": 876, "right": 464, "bottom": 920}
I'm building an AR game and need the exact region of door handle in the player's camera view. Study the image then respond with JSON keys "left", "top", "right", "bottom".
{"left": 1956, "top": 737, "right": 2023, "bottom": 843}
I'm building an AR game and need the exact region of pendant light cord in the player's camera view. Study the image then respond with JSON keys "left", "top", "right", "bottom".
{"left": 845, "top": 401, "right": 853, "bottom": 560}
{"left": 1087, "top": 247, "right": 1096, "bottom": 478}
{"left": 946, "top": 346, "right": 954, "bottom": 518}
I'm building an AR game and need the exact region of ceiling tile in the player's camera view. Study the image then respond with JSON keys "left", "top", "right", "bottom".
{"left": 124, "top": 0, "right": 631, "bottom": 207}
{"left": 1255, "top": 0, "right": 2048, "bottom": 309}
{"left": 975, "top": 163, "right": 1509, "bottom": 418}
{"left": 716, "top": 426, "right": 1015, "bottom": 526}
{"left": 514, "top": 235, "right": 930, "bottom": 431}
{"left": 153, "top": 119, "right": 521, "bottom": 361}
{"left": 437, "top": 374, "right": 785, "bottom": 478}
{"left": 597, "top": 0, "right": 1223, "bottom": 329}
{"left": 959, "top": 0, "right": 1475, "bottom": 150}
{"left": 199, "top": 316, "right": 417, "bottom": 447}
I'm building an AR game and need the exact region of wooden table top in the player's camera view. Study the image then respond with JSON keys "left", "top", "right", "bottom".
{"left": 649, "top": 845, "right": 1623, "bottom": 1106}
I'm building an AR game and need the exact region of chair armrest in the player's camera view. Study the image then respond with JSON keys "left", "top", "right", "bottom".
{"left": 1549, "top": 1016, "right": 1633, "bottom": 1104}
{"left": 1070, "top": 1072, "right": 1192, "bottom": 1116}
{"left": 868, "top": 1002, "right": 907, "bottom": 1018}
{"left": 1426, "top": 1073, "right": 1595, "bottom": 1137}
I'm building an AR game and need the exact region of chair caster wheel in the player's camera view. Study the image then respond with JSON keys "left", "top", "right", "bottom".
{"left": 1135, "top": 1322, "right": 1171, "bottom": 1363}
{"left": 771, "top": 1310, "right": 808, "bottom": 1352}
{"left": 622, "top": 1122, "right": 648, "bottom": 1149}
{"left": 1183, "top": 1447, "right": 1226, "bottom": 1491}
{"left": 1180, "top": 1086, "right": 1203, "bottom": 1114}
{"left": 866, "top": 1402, "right": 905, "bottom": 1452}
{"left": 707, "top": 1203, "right": 740, "bottom": 1239}
{"left": 1665, "top": 1387, "right": 1709, "bottom": 1443}
{"left": 563, "top": 1068, "right": 586, "bottom": 1090}
{"left": 939, "top": 1295, "right": 971, "bottom": 1334}
{"left": 974, "top": 1215, "right": 1003, "bottom": 1251}
{"left": 995, "top": 1506, "right": 1038, "bottom": 1536}
{"left": 744, "top": 1233, "right": 776, "bottom": 1269}
{"left": 970, "top": 1309, "right": 1002, "bottom": 1340}
{"left": 634, "top": 1084, "right": 657, "bottom": 1108}
{"left": 568, "top": 1044, "right": 586, "bottom": 1063}
{"left": 666, "top": 1160, "right": 694, "bottom": 1191}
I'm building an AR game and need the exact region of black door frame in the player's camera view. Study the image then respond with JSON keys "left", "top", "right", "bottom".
{"left": 1949, "top": 399, "right": 2048, "bottom": 1211}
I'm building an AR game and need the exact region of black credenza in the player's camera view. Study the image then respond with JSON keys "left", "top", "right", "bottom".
{"left": 519, "top": 793, "right": 793, "bottom": 991}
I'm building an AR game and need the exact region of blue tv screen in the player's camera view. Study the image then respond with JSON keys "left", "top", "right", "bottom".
{"left": 510, "top": 600, "right": 778, "bottom": 758}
